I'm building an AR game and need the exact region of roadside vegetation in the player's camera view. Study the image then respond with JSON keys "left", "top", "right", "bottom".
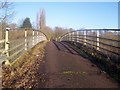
{"left": 2, "top": 41, "right": 47, "bottom": 88}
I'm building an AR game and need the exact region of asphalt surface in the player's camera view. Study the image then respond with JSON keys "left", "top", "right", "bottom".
{"left": 40, "top": 41, "right": 119, "bottom": 88}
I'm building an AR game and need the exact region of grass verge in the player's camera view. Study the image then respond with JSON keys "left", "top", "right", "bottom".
{"left": 2, "top": 41, "right": 48, "bottom": 88}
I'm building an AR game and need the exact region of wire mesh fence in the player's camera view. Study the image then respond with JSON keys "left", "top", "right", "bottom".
{"left": 0, "top": 28, "right": 47, "bottom": 63}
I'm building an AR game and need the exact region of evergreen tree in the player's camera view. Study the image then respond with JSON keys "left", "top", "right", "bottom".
{"left": 21, "top": 17, "right": 32, "bottom": 28}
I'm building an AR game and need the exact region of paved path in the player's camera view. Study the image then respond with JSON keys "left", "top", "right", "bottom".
{"left": 40, "top": 41, "right": 119, "bottom": 88}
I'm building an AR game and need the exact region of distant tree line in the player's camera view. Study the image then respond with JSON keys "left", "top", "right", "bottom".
{"left": 37, "top": 9, "right": 73, "bottom": 40}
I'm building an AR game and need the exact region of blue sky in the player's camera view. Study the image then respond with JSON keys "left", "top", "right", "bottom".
{"left": 12, "top": 2, "right": 118, "bottom": 29}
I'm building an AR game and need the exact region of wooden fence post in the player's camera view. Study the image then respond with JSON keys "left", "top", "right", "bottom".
{"left": 77, "top": 31, "right": 79, "bottom": 42}
{"left": 32, "top": 30, "right": 35, "bottom": 46}
{"left": 66, "top": 34, "right": 69, "bottom": 41}
{"left": 71, "top": 32, "right": 73, "bottom": 41}
{"left": 65, "top": 34, "right": 67, "bottom": 41}
{"left": 5, "top": 27, "right": 10, "bottom": 58}
{"left": 25, "top": 29, "right": 27, "bottom": 50}
{"left": 70, "top": 33, "right": 72, "bottom": 41}
{"left": 37, "top": 31, "right": 39, "bottom": 43}
{"left": 84, "top": 30, "right": 86, "bottom": 45}
{"left": 68, "top": 33, "right": 70, "bottom": 41}
{"left": 97, "top": 30, "right": 100, "bottom": 50}
{"left": 71, "top": 32, "right": 72, "bottom": 41}
{"left": 5, "top": 27, "right": 11, "bottom": 65}
{"left": 72, "top": 32, "right": 74, "bottom": 42}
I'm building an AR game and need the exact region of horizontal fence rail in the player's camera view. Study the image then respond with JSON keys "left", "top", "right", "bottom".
{"left": 60, "top": 29, "right": 120, "bottom": 62}
{"left": 0, "top": 28, "right": 47, "bottom": 64}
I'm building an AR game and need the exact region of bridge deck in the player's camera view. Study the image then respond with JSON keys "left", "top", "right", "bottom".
{"left": 41, "top": 41, "right": 118, "bottom": 88}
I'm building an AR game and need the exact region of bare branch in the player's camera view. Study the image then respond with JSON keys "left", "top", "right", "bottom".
{"left": 0, "top": 0, "right": 14, "bottom": 22}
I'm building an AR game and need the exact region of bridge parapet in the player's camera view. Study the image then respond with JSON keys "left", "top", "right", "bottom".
{"left": 0, "top": 28, "right": 47, "bottom": 64}
{"left": 60, "top": 29, "right": 120, "bottom": 63}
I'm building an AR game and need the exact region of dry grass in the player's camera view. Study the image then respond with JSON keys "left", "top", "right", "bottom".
{"left": 84, "top": 31, "right": 119, "bottom": 56}
{"left": 9, "top": 29, "right": 25, "bottom": 40}
{"left": 2, "top": 41, "right": 47, "bottom": 88}
{"left": 99, "top": 32, "right": 119, "bottom": 54}
{"left": 0, "top": 30, "right": 2, "bottom": 40}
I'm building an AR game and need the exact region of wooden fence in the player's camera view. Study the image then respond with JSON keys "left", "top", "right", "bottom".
{"left": 60, "top": 29, "right": 120, "bottom": 62}
{"left": 0, "top": 28, "right": 47, "bottom": 64}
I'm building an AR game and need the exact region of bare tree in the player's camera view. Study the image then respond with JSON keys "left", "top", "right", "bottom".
{"left": 0, "top": 0, "right": 14, "bottom": 39}
{"left": 37, "top": 9, "right": 54, "bottom": 40}
{"left": 0, "top": 0, "right": 14, "bottom": 22}
{"left": 9, "top": 23, "right": 17, "bottom": 29}
{"left": 54, "top": 27, "right": 71, "bottom": 40}
{"left": 36, "top": 12, "right": 39, "bottom": 30}
{"left": 39, "top": 9, "right": 46, "bottom": 30}
{"left": 41, "top": 26, "right": 54, "bottom": 40}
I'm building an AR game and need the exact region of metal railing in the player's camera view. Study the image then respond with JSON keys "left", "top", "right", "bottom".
{"left": 60, "top": 29, "right": 120, "bottom": 61}
{"left": 0, "top": 28, "right": 47, "bottom": 63}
